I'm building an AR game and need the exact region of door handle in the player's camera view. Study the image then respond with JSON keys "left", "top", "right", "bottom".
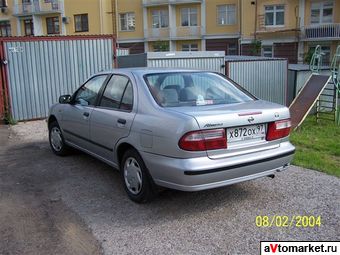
{"left": 83, "top": 112, "right": 90, "bottom": 117}
{"left": 117, "top": 118, "right": 126, "bottom": 125}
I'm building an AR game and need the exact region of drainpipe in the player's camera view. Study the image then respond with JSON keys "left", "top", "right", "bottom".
{"left": 201, "top": 0, "right": 206, "bottom": 51}
{"left": 254, "top": 0, "right": 257, "bottom": 41}
{"left": 115, "top": 0, "right": 119, "bottom": 48}
{"left": 238, "top": 0, "right": 242, "bottom": 55}
{"left": 297, "top": 0, "right": 305, "bottom": 63}
{"left": 99, "top": 0, "right": 103, "bottom": 34}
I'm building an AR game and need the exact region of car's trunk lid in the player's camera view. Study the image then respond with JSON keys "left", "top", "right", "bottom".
{"left": 168, "top": 100, "right": 290, "bottom": 159}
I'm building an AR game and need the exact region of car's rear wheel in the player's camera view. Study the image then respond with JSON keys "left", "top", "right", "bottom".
{"left": 49, "top": 121, "right": 70, "bottom": 156}
{"left": 121, "top": 149, "right": 156, "bottom": 203}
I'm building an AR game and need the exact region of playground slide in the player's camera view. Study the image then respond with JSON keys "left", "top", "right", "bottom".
{"left": 289, "top": 74, "right": 331, "bottom": 130}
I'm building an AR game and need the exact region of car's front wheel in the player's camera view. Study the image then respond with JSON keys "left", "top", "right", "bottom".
{"left": 121, "top": 149, "right": 156, "bottom": 203}
{"left": 49, "top": 121, "right": 70, "bottom": 156}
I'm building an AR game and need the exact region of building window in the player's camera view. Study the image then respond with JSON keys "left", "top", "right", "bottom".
{"left": 0, "top": 0, "right": 8, "bottom": 8}
{"left": 0, "top": 21, "right": 11, "bottom": 37}
{"left": 182, "top": 43, "right": 198, "bottom": 51}
{"left": 24, "top": 19, "right": 34, "bottom": 36}
{"left": 46, "top": 16, "right": 59, "bottom": 34}
{"left": 119, "top": 12, "right": 135, "bottom": 31}
{"left": 152, "top": 10, "right": 169, "bottom": 28}
{"left": 22, "top": 0, "right": 31, "bottom": 13}
{"left": 265, "top": 5, "right": 284, "bottom": 26}
{"left": 74, "top": 14, "right": 88, "bottom": 32}
{"left": 228, "top": 43, "right": 238, "bottom": 55}
{"left": 311, "top": 2, "right": 333, "bottom": 24}
{"left": 217, "top": 5, "right": 236, "bottom": 25}
{"left": 262, "top": 46, "right": 273, "bottom": 57}
{"left": 181, "top": 7, "right": 197, "bottom": 27}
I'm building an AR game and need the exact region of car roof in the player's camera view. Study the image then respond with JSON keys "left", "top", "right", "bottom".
{"left": 97, "top": 68, "right": 211, "bottom": 76}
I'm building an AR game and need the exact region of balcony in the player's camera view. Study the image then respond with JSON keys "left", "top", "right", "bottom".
{"left": 145, "top": 28, "right": 170, "bottom": 40}
{"left": 301, "top": 23, "right": 340, "bottom": 41}
{"left": 145, "top": 26, "right": 202, "bottom": 40}
{"left": 13, "top": 0, "right": 64, "bottom": 16}
{"left": 172, "top": 26, "right": 202, "bottom": 39}
{"left": 143, "top": 0, "right": 202, "bottom": 6}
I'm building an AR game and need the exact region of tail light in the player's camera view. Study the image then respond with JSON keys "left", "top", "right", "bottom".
{"left": 179, "top": 129, "right": 227, "bottom": 151}
{"left": 266, "top": 119, "right": 291, "bottom": 141}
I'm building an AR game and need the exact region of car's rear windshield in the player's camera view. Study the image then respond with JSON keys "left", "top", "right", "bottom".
{"left": 144, "top": 72, "right": 255, "bottom": 107}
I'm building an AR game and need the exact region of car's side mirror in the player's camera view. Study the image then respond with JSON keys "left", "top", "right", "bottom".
{"left": 59, "top": 95, "right": 71, "bottom": 104}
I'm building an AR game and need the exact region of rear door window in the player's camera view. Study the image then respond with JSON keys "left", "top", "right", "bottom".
{"left": 99, "top": 75, "right": 133, "bottom": 111}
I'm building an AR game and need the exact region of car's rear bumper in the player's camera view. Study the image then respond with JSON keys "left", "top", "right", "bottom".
{"left": 140, "top": 141, "right": 295, "bottom": 191}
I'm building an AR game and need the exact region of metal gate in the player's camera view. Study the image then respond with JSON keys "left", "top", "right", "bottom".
{"left": 0, "top": 35, "right": 115, "bottom": 121}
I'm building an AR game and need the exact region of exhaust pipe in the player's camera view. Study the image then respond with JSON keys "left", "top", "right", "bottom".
{"left": 267, "top": 174, "right": 275, "bottom": 179}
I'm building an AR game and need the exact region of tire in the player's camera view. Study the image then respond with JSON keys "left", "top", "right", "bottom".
{"left": 120, "top": 149, "right": 156, "bottom": 203}
{"left": 48, "top": 121, "right": 70, "bottom": 156}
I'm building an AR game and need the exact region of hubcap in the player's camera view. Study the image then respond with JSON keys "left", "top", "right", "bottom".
{"left": 50, "top": 127, "right": 63, "bottom": 152}
{"left": 124, "top": 157, "right": 143, "bottom": 195}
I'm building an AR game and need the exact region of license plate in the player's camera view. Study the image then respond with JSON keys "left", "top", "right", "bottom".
{"left": 227, "top": 124, "right": 266, "bottom": 143}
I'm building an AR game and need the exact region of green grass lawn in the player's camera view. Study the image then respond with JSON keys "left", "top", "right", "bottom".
{"left": 290, "top": 115, "right": 340, "bottom": 177}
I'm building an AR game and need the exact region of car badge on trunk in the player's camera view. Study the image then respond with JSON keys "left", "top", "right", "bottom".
{"left": 248, "top": 117, "right": 255, "bottom": 123}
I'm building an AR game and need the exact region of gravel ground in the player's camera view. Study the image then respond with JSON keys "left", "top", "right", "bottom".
{"left": 1, "top": 120, "right": 339, "bottom": 255}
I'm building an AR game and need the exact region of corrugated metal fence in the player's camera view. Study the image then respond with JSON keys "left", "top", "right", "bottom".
{"left": 147, "top": 52, "right": 225, "bottom": 74}
{"left": 226, "top": 57, "right": 288, "bottom": 105}
{"left": 0, "top": 35, "right": 114, "bottom": 121}
{"left": 117, "top": 51, "right": 226, "bottom": 74}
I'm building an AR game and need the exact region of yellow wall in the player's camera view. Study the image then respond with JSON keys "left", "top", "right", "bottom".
{"left": 205, "top": 0, "right": 239, "bottom": 35}
{"left": 64, "top": 0, "right": 100, "bottom": 35}
{"left": 241, "top": 0, "right": 256, "bottom": 39}
{"left": 0, "top": 0, "right": 113, "bottom": 36}
{"left": 101, "top": 0, "right": 113, "bottom": 34}
{"left": 63, "top": 0, "right": 112, "bottom": 35}
{"left": 241, "top": 0, "right": 299, "bottom": 40}
{"left": 117, "top": 0, "right": 144, "bottom": 39}
{"left": 256, "top": 0, "right": 299, "bottom": 31}
{"left": 333, "top": 0, "right": 340, "bottom": 23}
{"left": 257, "top": 30, "right": 297, "bottom": 40}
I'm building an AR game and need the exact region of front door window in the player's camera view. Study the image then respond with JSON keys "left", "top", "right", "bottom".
{"left": 74, "top": 75, "right": 108, "bottom": 106}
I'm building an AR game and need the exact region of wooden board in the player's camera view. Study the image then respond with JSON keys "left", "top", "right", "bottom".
{"left": 289, "top": 74, "right": 331, "bottom": 130}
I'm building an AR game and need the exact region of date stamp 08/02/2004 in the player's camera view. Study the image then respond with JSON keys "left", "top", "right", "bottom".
{"left": 255, "top": 215, "right": 322, "bottom": 228}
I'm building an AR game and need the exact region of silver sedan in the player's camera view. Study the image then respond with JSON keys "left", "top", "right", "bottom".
{"left": 48, "top": 68, "right": 295, "bottom": 203}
